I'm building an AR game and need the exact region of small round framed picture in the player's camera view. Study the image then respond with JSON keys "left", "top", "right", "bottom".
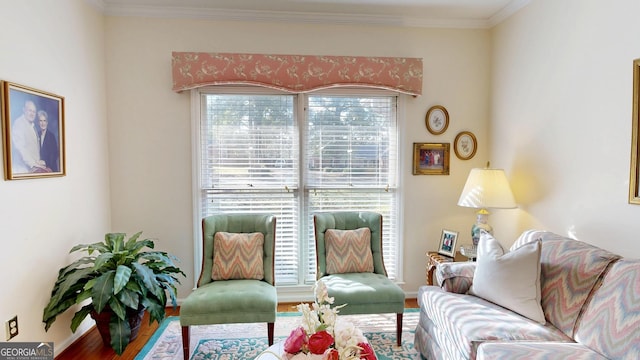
{"left": 454, "top": 131, "right": 477, "bottom": 160}
{"left": 425, "top": 105, "right": 449, "bottom": 135}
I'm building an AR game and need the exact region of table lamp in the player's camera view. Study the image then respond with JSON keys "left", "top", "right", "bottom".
{"left": 457, "top": 162, "right": 517, "bottom": 246}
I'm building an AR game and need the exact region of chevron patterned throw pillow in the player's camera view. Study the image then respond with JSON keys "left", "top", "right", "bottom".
{"left": 212, "top": 232, "right": 264, "bottom": 280}
{"left": 325, "top": 227, "right": 374, "bottom": 274}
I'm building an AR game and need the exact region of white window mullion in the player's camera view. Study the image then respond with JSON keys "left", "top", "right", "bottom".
{"left": 298, "top": 95, "right": 311, "bottom": 286}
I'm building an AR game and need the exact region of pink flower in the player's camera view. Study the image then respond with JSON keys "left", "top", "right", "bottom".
{"left": 307, "top": 331, "right": 334, "bottom": 354}
{"left": 358, "top": 342, "right": 376, "bottom": 360}
{"left": 284, "top": 327, "right": 308, "bottom": 354}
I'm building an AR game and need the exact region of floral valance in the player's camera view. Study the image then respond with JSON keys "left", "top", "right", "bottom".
{"left": 171, "top": 52, "right": 422, "bottom": 96}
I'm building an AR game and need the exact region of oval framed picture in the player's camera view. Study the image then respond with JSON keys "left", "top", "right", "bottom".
{"left": 425, "top": 105, "right": 449, "bottom": 135}
{"left": 454, "top": 131, "right": 477, "bottom": 160}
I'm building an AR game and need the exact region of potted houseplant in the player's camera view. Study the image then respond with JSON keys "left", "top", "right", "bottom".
{"left": 42, "top": 232, "right": 185, "bottom": 355}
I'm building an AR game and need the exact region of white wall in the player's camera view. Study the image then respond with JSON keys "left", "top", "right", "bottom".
{"left": 0, "top": 0, "right": 110, "bottom": 354}
{"left": 4, "top": 0, "right": 639, "bottom": 353}
{"left": 104, "top": 18, "right": 492, "bottom": 299}
{"left": 490, "top": 0, "right": 640, "bottom": 256}
{"left": 14, "top": 0, "right": 640, "bottom": 354}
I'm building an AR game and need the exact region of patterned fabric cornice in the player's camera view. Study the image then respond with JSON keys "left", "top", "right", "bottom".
{"left": 172, "top": 52, "right": 422, "bottom": 96}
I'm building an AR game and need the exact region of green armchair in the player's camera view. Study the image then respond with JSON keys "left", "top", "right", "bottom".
{"left": 313, "top": 211, "right": 405, "bottom": 346}
{"left": 180, "top": 214, "right": 277, "bottom": 359}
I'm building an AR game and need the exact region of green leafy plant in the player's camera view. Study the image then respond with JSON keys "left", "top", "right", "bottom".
{"left": 42, "top": 232, "right": 185, "bottom": 355}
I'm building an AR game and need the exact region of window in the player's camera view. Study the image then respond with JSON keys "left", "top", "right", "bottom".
{"left": 196, "top": 87, "right": 400, "bottom": 287}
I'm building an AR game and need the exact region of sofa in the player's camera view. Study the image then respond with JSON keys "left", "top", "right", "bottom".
{"left": 414, "top": 229, "right": 640, "bottom": 360}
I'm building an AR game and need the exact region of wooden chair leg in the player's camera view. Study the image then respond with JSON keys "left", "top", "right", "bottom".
{"left": 181, "top": 325, "right": 190, "bottom": 360}
{"left": 268, "top": 322, "right": 275, "bottom": 345}
{"left": 396, "top": 313, "right": 403, "bottom": 346}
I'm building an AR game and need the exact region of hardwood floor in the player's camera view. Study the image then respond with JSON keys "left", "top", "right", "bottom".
{"left": 54, "top": 307, "right": 181, "bottom": 360}
{"left": 55, "top": 299, "right": 418, "bottom": 360}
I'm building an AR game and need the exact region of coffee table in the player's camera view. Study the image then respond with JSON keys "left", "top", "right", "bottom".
{"left": 254, "top": 340, "right": 377, "bottom": 359}
{"left": 255, "top": 341, "right": 285, "bottom": 359}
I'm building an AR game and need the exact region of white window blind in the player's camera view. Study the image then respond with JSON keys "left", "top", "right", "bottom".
{"left": 304, "top": 95, "right": 398, "bottom": 282}
{"left": 198, "top": 90, "right": 399, "bottom": 287}
{"left": 200, "top": 93, "right": 300, "bottom": 284}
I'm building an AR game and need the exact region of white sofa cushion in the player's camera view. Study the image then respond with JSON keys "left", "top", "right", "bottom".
{"left": 469, "top": 232, "right": 545, "bottom": 324}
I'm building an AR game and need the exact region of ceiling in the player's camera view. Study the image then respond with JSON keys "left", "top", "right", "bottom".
{"left": 93, "top": 0, "right": 530, "bottom": 28}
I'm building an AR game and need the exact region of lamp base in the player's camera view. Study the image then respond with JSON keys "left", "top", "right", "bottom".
{"left": 471, "top": 209, "right": 493, "bottom": 246}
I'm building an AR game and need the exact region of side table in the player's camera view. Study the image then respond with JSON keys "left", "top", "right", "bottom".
{"left": 425, "top": 251, "right": 467, "bottom": 285}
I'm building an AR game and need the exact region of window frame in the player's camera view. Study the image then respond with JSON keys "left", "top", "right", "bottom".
{"left": 190, "top": 86, "right": 406, "bottom": 297}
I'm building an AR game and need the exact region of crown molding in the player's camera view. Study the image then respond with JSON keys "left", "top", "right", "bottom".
{"left": 85, "top": 0, "right": 105, "bottom": 12}
{"left": 488, "top": 0, "right": 530, "bottom": 27}
{"left": 88, "top": 0, "right": 527, "bottom": 29}
{"left": 98, "top": 5, "right": 486, "bottom": 29}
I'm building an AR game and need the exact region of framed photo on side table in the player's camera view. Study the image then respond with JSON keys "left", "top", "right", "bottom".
{"left": 454, "top": 131, "right": 477, "bottom": 160}
{"left": 425, "top": 105, "right": 449, "bottom": 135}
{"left": 412, "top": 142, "right": 450, "bottom": 175}
{"left": 438, "top": 229, "right": 458, "bottom": 257}
{"left": 1, "top": 81, "right": 65, "bottom": 180}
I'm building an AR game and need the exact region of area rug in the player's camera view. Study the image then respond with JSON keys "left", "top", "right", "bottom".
{"left": 136, "top": 309, "right": 420, "bottom": 360}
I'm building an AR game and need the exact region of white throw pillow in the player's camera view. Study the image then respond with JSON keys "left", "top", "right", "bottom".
{"left": 469, "top": 231, "right": 545, "bottom": 324}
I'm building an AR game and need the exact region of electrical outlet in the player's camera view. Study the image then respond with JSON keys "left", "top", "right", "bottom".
{"left": 5, "top": 315, "right": 18, "bottom": 341}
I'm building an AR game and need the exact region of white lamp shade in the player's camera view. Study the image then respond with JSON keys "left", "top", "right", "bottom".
{"left": 457, "top": 168, "right": 517, "bottom": 209}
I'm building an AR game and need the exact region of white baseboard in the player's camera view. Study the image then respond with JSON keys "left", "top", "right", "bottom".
{"left": 53, "top": 320, "right": 95, "bottom": 357}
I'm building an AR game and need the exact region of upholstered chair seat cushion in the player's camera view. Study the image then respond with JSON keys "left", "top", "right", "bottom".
{"left": 180, "top": 279, "right": 277, "bottom": 326}
{"left": 321, "top": 273, "right": 405, "bottom": 315}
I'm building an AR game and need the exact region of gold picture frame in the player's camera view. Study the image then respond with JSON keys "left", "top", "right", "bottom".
{"left": 425, "top": 105, "right": 449, "bottom": 135}
{"left": 454, "top": 131, "right": 477, "bottom": 160}
{"left": 412, "top": 142, "right": 450, "bottom": 175}
{"left": 1, "top": 81, "right": 65, "bottom": 180}
{"left": 630, "top": 59, "right": 640, "bottom": 204}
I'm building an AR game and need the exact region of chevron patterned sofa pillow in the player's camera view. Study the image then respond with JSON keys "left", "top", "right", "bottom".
{"left": 325, "top": 227, "right": 374, "bottom": 274}
{"left": 574, "top": 258, "right": 640, "bottom": 359}
{"left": 212, "top": 232, "right": 264, "bottom": 280}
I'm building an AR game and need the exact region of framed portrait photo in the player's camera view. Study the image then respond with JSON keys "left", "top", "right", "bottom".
{"left": 630, "top": 59, "right": 640, "bottom": 204}
{"left": 1, "top": 81, "right": 65, "bottom": 180}
{"left": 425, "top": 105, "right": 449, "bottom": 135}
{"left": 438, "top": 229, "right": 458, "bottom": 258}
{"left": 454, "top": 131, "right": 477, "bottom": 160}
{"left": 412, "top": 142, "right": 450, "bottom": 175}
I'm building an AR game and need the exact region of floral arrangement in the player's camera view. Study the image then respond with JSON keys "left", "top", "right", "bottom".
{"left": 282, "top": 280, "right": 376, "bottom": 360}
